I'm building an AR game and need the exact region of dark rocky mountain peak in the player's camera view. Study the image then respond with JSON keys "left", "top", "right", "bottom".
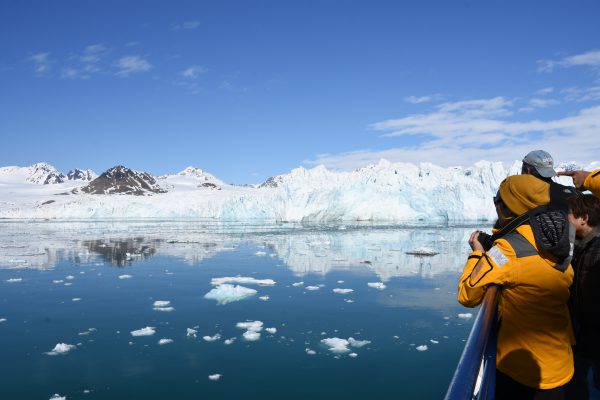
{"left": 78, "top": 165, "right": 167, "bottom": 195}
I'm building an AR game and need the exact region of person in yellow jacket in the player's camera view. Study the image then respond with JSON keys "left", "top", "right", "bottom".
{"left": 459, "top": 174, "right": 575, "bottom": 399}
{"left": 558, "top": 169, "right": 600, "bottom": 198}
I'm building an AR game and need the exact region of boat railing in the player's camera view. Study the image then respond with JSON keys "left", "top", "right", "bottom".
{"left": 444, "top": 285, "right": 500, "bottom": 400}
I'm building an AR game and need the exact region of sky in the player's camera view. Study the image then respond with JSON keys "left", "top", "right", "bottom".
{"left": 1, "top": 0, "right": 599, "bottom": 183}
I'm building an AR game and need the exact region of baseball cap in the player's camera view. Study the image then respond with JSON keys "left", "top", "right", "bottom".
{"left": 522, "top": 150, "right": 557, "bottom": 178}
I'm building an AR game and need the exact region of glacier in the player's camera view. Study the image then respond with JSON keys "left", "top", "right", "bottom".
{"left": 0, "top": 159, "right": 585, "bottom": 222}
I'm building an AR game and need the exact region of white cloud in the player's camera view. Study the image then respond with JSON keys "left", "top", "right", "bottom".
{"left": 29, "top": 52, "right": 52, "bottom": 76}
{"left": 305, "top": 98, "right": 600, "bottom": 170}
{"left": 562, "top": 86, "right": 600, "bottom": 103}
{"left": 173, "top": 21, "right": 200, "bottom": 31}
{"left": 529, "top": 98, "right": 559, "bottom": 108}
{"left": 181, "top": 65, "right": 206, "bottom": 79}
{"left": 404, "top": 94, "right": 442, "bottom": 104}
{"left": 538, "top": 50, "right": 600, "bottom": 72}
{"left": 115, "top": 55, "right": 152, "bottom": 76}
{"left": 535, "top": 87, "right": 554, "bottom": 96}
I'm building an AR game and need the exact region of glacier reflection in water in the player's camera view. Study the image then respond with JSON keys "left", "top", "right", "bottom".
{"left": 0, "top": 220, "right": 483, "bottom": 400}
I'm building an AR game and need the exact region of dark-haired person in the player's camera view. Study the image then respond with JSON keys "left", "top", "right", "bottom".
{"left": 459, "top": 174, "right": 574, "bottom": 399}
{"left": 565, "top": 195, "right": 600, "bottom": 399}
{"left": 558, "top": 169, "right": 600, "bottom": 198}
{"left": 521, "top": 150, "right": 580, "bottom": 211}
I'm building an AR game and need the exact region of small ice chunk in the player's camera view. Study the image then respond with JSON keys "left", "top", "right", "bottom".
{"left": 259, "top": 295, "right": 270, "bottom": 301}
{"left": 53, "top": 280, "right": 64, "bottom": 284}
{"left": 118, "top": 274, "right": 133, "bottom": 280}
{"left": 72, "top": 298, "right": 82, "bottom": 302}
{"left": 224, "top": 338, "right": 236, "bottom": 345}
{"left": 344, "top": 299, "right": 354, "bottom": 303}
{"left": 406, "top": 247, "right": 439, "bottom": 256}
{"left": 49, "top": 394, "right": 66, "bottom": 400}
{"left": 186, "top": 328, "right": 198, "bottom": 338}
{"left": 208, "top": 374, "right": 221, "bottom": 381}
{"left": 243, "top": 331, "right": 261, "bottom": 341}
{"left": 333, "top": 288, "right": 353, "bottom": 294}
{"left": 45, "top": 343, "right": 76, "bottom": 355}
{"left": 211, "top": 276, "right": 275, "bottom": 286}
{"left": 158, "top": 338, "right": 173, "bottom": 345}
{"left": 337, "top": 280, "right": 344, "bottom": 284}
{"left": 430, "top": 339, "right": 439, "bottom": 344}
{"left": 416, "top": 345, "right": 428, "bottom": 351}
{"left": 6, "top": 278, "right": 22, "bottom": 283}
{"left": 349, "top": 353, "right": 358, "bottom": 358}
{"left": 292, "top": 281, "right": 304, "bottom": 287}
{"left": 153, "top": 307, "right": 175, "bottom": 312}
{"left": 204, "top": 284, "right": 257, "bottom": 305}
{"left": 458, "top": 313, "right": 473, "bottom": 319}
{"left": 348, "top": 337, "right": 371, "bottom": 348}
{"left": 236, "top": 321, "right": 263, "bottom": 332}
{"left": 203, "top": 334, "right": 221, "bottom": 342}
{"left": 153, "top": 300, "right": 170, "bottom": 307}
{"left": 321, "top": 337, "right": 350, "bottom": 353}
{"left": 131, "top": 326, "right": 156, "bottom": 337}
{"left": 305, "top": 286, "right": 320, "bottom": 291}
{"left": 265, "top": 327, "right": 277, "bottom": 334}
{"left": 305, "top": 348, "right": 316, "bottom": 355}
{"left": 254, "top": 251, "right": 266, "bottom": 256}
{"left": 64, "top": 283, "right": 72, "bottom": 286}
{"left": 367, "top": 282, "right": 387, "bottom": 290}
{"left": 66, "top": 275, "right": 75, "bottom": 280}
{"left": 0, "top": 318, "right": 6, "bottom": 323}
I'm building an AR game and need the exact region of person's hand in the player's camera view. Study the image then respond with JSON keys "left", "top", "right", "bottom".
{"left": 468, "top": 231, "right": 484, "bottom": 252}
{"left": 557, "top": 170, "right": 591, "bottom": 190}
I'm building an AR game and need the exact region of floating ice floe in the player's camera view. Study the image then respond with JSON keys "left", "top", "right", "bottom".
{"left": 348, "top": 337, "right": 371, "bottom": 348}
{"left": 6, "top": 278, "right": 22, "bottom": 283}
{"left": 49, "top": 394, "right": 66, "bottom": 400}
{"left": 64, "top": 283, "right": 72, "bottom": 286}
{"left": 52, "top": 280, "right": 63, "bottom": 284}
{"left": 305, "top": 286, "right": 320, "bottom": 291}
{"left": 158, "top": 338, "right": 173, "bottom": 345}
{"left": 344, "top": 299, "right": 354, "bottom": 303}
{"left": 45, "top": 343, "right": 76, "bottom": 355}
{"left": 405, "top": 247, "right": 439, "bottom": 256}
{"left": 186, "top": 328, "right": 198, "bottom": 338}
{"left": 66, "top": 275, "right": 75, "bottom": 280}
{"left": 78, "top": 328, "right": 96, "bottom": 336}
{"left": 416, "top": 345, "right": 429, "bottom": 351}
{"left": 259, "top": 295, "right": 270, "bottom": 301}
{"left": 118, "top": 274, "right": 133, "bottom": 280}
{"left": 430, "top": 339, "right": 439, "bottom": 344}
{"left": 321, "top": 338, "right": 351, "bottom": 353}
{"left": 131, "top": 326, "right": 156, "bottom": 337}
{"left": 367, "top": 282, "right": 387, "bottom": 290}
{"left": 349, "top": 353, "right": 358, "bottom": 358}
{"left": 153, "top": 306, "right": 175, "bottom": 312}
{"left": 292, "top": 281, "right": 304, "bottom": 287}
{"left": 211, "top": 276, "right": 276, "bottom": 286}
{"left": 203, "top": 334, "right": 221, "bottom": 342}
{"left": 458, "top": 313, "right": 473, "bottom": 319}
{"left": 254, "top": 251, "right": 266, "bottom": 256}
{"left": 237, "top": 320, "right": 263, "bottom": 341}
{"left": 333, "top": 288, "right": 353, "bottom": 294}
{"left": 265, "top": 327, "right": 277, "bottom": 334}
{"left": 305, "top": 348, "right": 316, "bottom": 355}
{"left": 0, "top": 318, "right": 6, "bottom": 323}
{"left": 224, "top": 338, "right": 236, "bottom": 345}
{"left": 208, "top": 374, "right": 221, "bottom": 381}
{"left": 72, "top": 298, "right": 82, "bottom": 302}
{"left": 153, "top": 300, "right": 175, "bottom": 312}
{"left": 204, "top": 284, "right": 257, "bottom": 305}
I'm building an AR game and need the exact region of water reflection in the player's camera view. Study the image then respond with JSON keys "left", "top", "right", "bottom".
{"left": 0, "top": 221, "right": 482, "bottom": 280}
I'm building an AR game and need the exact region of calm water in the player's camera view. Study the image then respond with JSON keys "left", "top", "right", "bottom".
{"left": 0, "top": 221, "right": 480, "bottom": 400}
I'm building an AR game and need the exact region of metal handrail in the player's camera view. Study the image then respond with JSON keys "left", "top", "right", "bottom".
{"left": 445, "top": 285, "right": 500, "bottom": 400}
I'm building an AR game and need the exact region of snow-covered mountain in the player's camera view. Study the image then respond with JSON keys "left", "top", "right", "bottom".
{"left": 77, "top": 165, "right": 166, "bottom": 196}
{"left": 0, "top": 159, "right": 592, "bottom": 221}
{"left": 67, "top": 168, "right": 96, "bottom": 182}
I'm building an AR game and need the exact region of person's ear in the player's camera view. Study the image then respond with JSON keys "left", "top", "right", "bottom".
{"left": 582, "top": 214, "right": 589, "bottom": 225}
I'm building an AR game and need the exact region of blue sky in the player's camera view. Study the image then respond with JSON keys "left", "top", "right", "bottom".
{"left": 1, "top": 0, "right": 599, "bottom": 183}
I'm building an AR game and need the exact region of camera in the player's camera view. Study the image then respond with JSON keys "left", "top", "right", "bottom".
{"left": 477, "top": 231, "right": 494, "bottom": 251}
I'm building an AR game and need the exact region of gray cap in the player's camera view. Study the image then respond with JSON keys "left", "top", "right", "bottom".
{"left": 522, "top": 150, "right": 557, "bottom": 178}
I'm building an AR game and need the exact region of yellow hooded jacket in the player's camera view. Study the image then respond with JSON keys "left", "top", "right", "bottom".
{"left": 584, "top": 169, "right": 600, "bottom": 197}
{"left": 458, "top": 224, "right": 574, "bottom": 389}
